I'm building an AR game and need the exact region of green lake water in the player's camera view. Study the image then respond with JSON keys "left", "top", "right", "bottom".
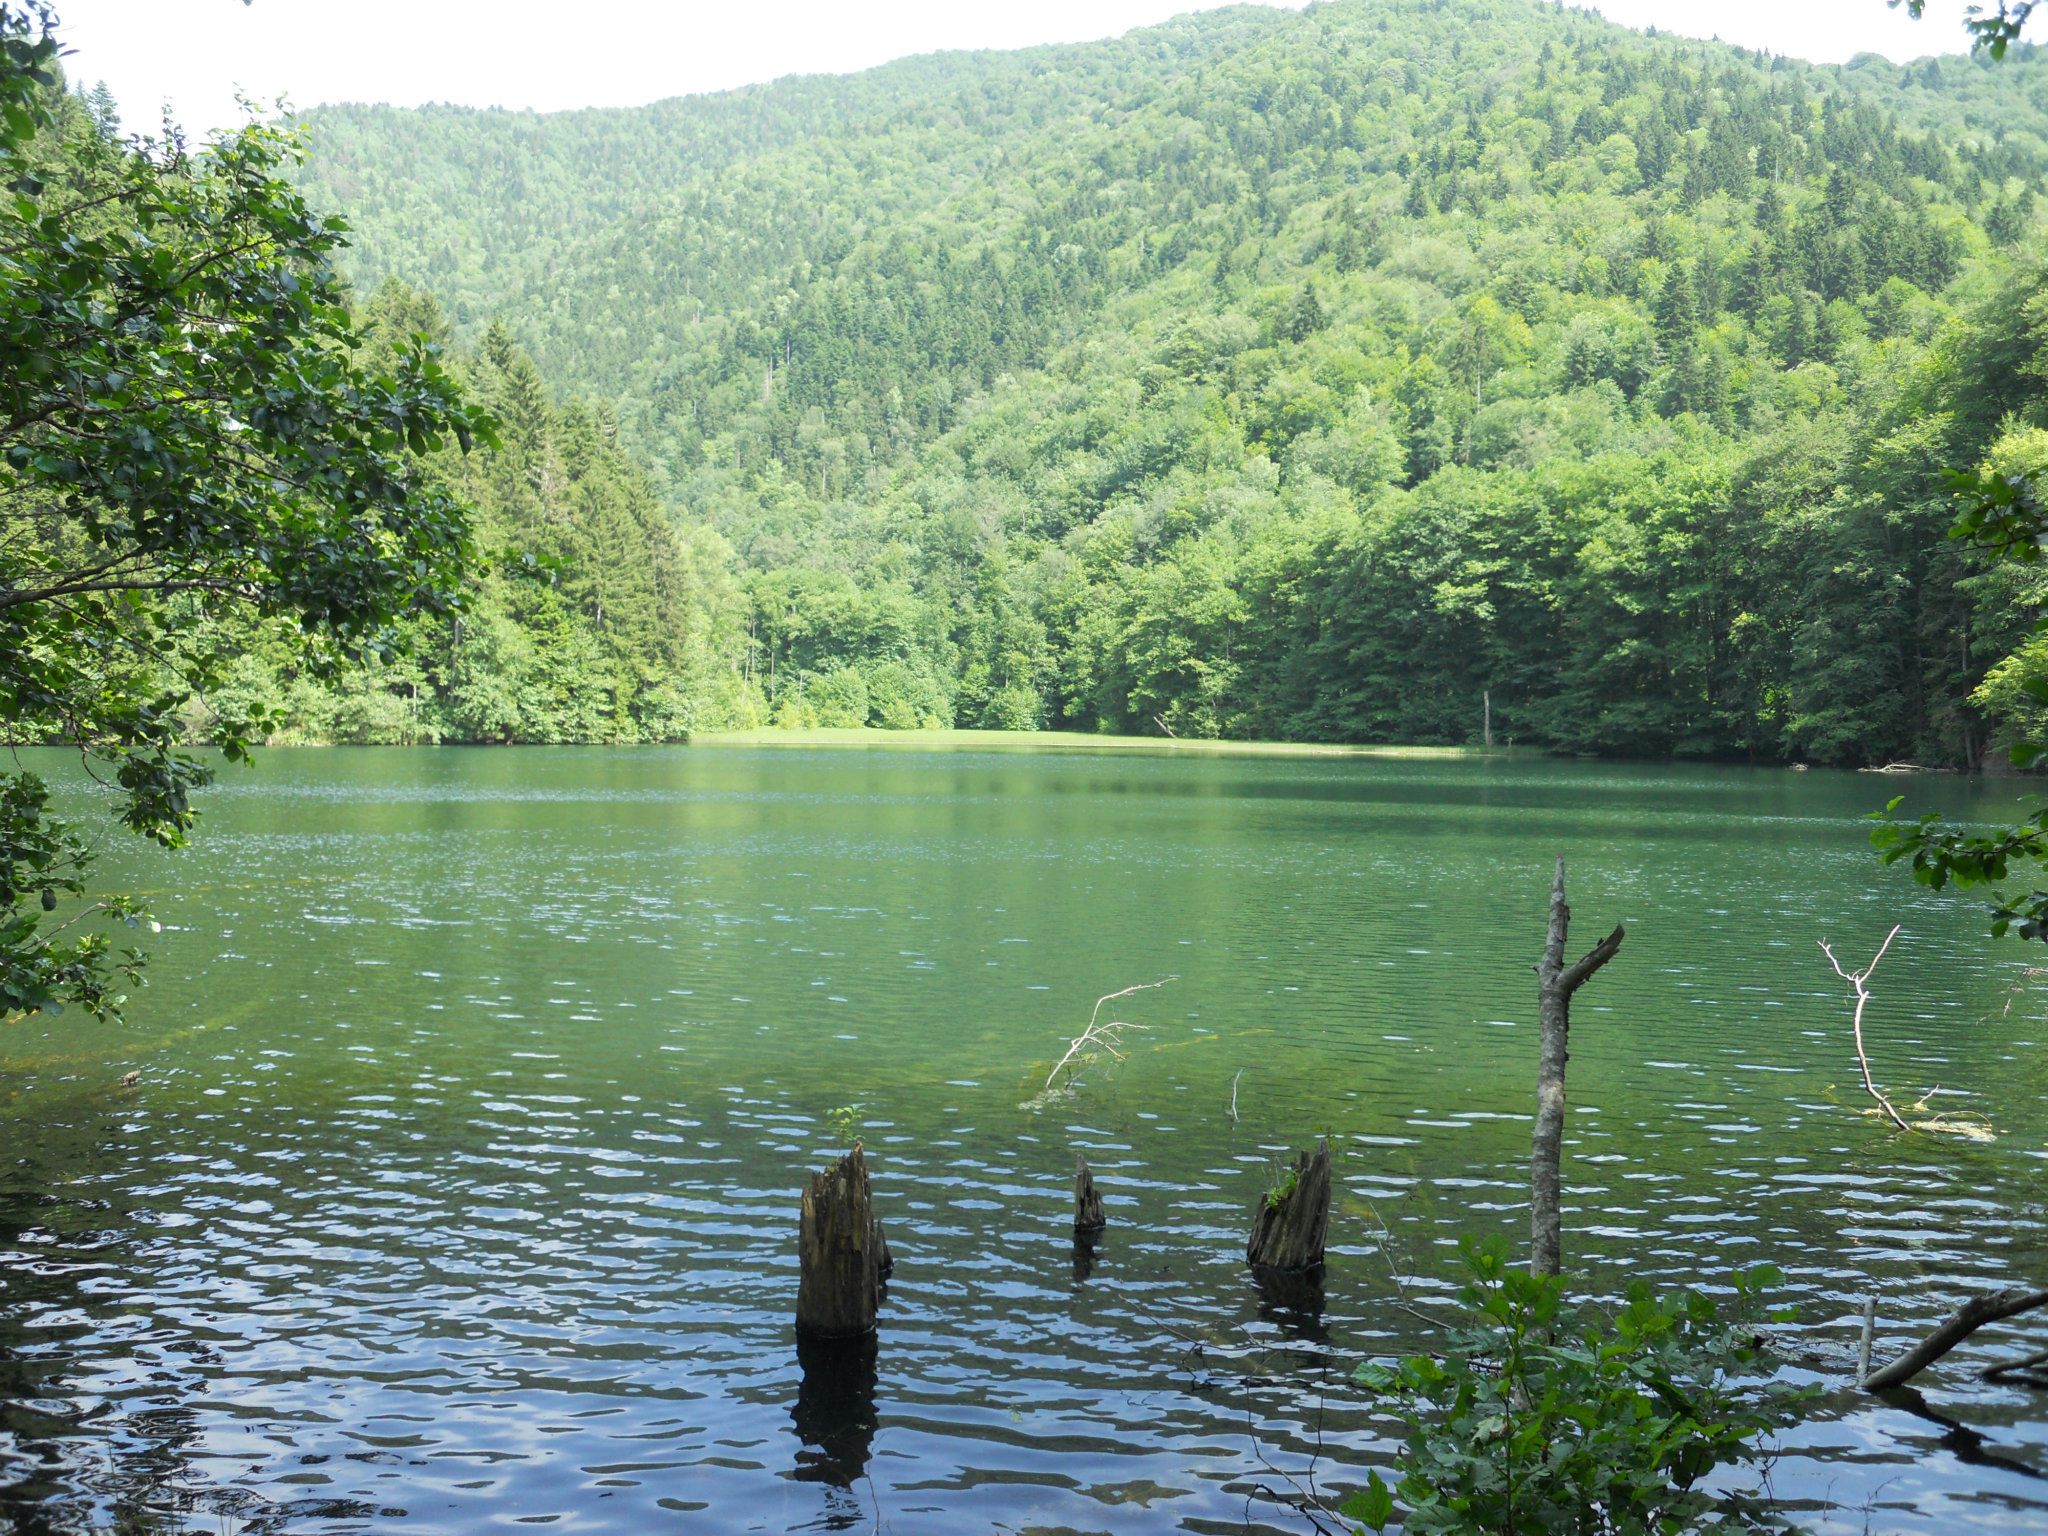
{"left": 3, "top": 743, "right": 2046, "bottom": 1533}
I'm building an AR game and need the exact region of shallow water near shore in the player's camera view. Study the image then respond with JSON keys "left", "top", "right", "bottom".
{"left": 3, "top": 743, "right": 2046, "bottom": 1533}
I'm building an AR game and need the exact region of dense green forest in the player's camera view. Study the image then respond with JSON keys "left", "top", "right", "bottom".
{"left": 188, "top": 283, "right": 749, "bottom": 746}
{"left": 275, "top": 0, "right": 2048, "bottom": 760}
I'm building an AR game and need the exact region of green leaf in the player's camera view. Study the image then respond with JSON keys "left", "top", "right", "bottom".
{"left": 1340, "top": 1471, "right": 1395, "bottom": 1532}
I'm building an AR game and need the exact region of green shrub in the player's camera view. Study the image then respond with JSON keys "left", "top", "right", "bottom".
{"left": 1347, "top": 1236, "right": 1812, "bottom": 1536}
{"left": 808, "top": 666, "right": 871, "bottom": 728}
{"left": 983, "top": 681, "right": 1044, "bottom": 731}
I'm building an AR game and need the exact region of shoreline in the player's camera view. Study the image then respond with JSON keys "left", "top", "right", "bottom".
{"left": 31, "top": 728, "right": 1991, "bottom": 770}
{"left": 688, "top": 727, "right": 1502, "bottom": 759}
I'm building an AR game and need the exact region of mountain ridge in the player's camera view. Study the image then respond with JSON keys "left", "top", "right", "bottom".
{"left": 278, "top": 0, "right": 2048, "bottom": 762}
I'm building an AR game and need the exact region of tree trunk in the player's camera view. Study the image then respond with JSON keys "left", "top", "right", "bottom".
{"left": 797, "top": 1144, "right": 889, "bottom": 1339}
{"left": 1531, "top": 856, "right": 1625, "bottom": 1278}
{"left": 1864, "top": 1286, "right": 2048, "bottom": 1392}
{"left": 1074, "top": 1153, "right": 1105, "bottom": 1233}
{"left": 1247, "top": 1139, "right": 1333, "bottom": 1273}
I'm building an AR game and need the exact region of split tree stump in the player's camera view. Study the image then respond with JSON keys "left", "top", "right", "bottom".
{"left": 1074, "top": 1154, "right": 1105, "bottom": 1233}
{"left": 797, "top": 1144, "right": 890, "bottom": 1339}
{"left": 1247, "top": 1138, "right": 1332, "bottom": 1272}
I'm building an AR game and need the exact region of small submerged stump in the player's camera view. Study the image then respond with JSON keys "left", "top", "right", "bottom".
{"left": 797, "top": 1144, "right": 890, "bottom": 1340}
{"left": 1074, "top": 1154, "right": 1105, "bottom": 1234}
{"left": 1246, "top": 1138, "right": 1332, "bottom": 1273}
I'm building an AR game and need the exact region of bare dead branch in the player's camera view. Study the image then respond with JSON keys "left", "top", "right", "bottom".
{"left": 1819, "top": 926, "right": 1912, "bottom": 1133}
{"left": 1560, "top": 923, "right": 1627, "bottom": 996}
{"left": 1982, "top": 1345, "right": 2048, "bottom": 1387}
{"left": 1022, "top": 977, "right": 1176, "bottom": 1108}
{"left": 1532, "top": 855, "right": 1625, "bottom": 1277}
{"left": 1863, "top": 1285, "right": 2048, "bottom": 1392}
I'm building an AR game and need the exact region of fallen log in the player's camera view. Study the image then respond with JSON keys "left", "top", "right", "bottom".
{"left": 1863, "top": 1285, "right": 2048, "bottom": 1392}
{"left": 1983, "top": 1346, "right": 2048, "bottom": 1387}
{"left": 1247, "top": 1139, "right": 1332, "bottom": 1273}
{"left": 797, "top": 1144, "right": 890, "bottom": 1340}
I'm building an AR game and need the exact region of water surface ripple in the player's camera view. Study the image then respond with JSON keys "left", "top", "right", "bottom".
{"left": 3, "top": 746, "right": 2046, "bottom": 1533}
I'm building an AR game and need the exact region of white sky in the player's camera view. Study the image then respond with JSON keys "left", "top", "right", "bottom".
{"left": 53, "top": 0, "right": 2000, "bottom": 140}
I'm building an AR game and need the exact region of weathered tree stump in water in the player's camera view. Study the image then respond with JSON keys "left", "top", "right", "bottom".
{"left": 1246, "top": 1139, "right": 1332, "bottom": 1272}
{"left": 1074, "top": 1153, "right": 1105, "bottom": 1233}
{"left": 797, "top": 1144, "right": 890, "bottom": 1339}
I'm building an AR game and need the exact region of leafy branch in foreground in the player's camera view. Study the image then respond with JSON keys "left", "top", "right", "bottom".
{"left": 0, "top": 770, "right": 153, "bottom": 1018}
{"left": 0, "top": 0, "right": 492, "bottom": 1022}
{"left": 1897, "top": 0, "right": 2038, "bottom": 58}
{"left": 1871, "top": 464, "right": 2048, "bottom": 939}
{"left": 1346, "top": 1236, "right": 1811, "bottom": 1536}
{"left": 1867, "top": 0, "right": 2047, "bottom": 941}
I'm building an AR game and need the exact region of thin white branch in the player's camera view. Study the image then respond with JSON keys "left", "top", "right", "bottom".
{"left": 1041, "top": 977, "right": 1176, "bottom": 1093}
{"left": 1819, "top": 925, "right": 1911, "bottom": 1133}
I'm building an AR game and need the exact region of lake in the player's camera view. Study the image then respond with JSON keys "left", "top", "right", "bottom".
{"left": 3, "top": 743, "right": 2046, "bottom": 1534}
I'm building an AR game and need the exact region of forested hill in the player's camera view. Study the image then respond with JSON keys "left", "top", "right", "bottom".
{"left": 289, "top": 0, "right": 2048, "bottom": 763}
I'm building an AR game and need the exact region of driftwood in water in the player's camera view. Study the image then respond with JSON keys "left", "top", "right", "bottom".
{"left": 1531, "top": 856, "right": 1625, "bottom": 1278}
{"left": 1246, "top": 1139, "right": 1332, "bottom": 1273}
{"left": 1862, "top": 1285, "right": 2048, "bottom": 1392}
{"left": 1074, "top": 1154, "right": 1105, "bottom": 1233}
{"left": 1983, "top": 1347, "right": 2048, "bottom": 1387}
{"left": 797, "top": 1144, "right": 890, "bottom": 1339}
